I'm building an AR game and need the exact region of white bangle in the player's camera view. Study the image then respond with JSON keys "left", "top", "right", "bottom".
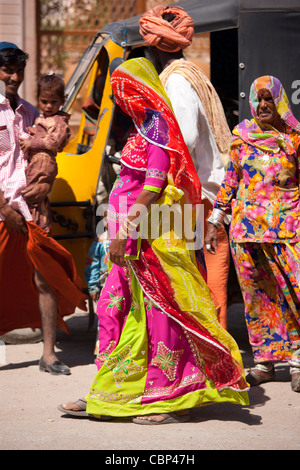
{"left": 119, "top": 224, "right": 129, "bottom": 239}
{"left": 124, "top": 217, "right": 138, "bottom": 234}
{"left": 207, "top": 209, "right": 225, "bottom": 229}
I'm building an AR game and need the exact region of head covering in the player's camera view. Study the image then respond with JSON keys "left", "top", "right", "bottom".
{"left": 233, "top": 75, "right": 300, "bottom": 153}
{"left": 110, "top": 57, "right": 201, "bottom": 205}
{"left": 0, "top": 42, "right": 19, "bottom": 51}
{"left": 139, "top": 5, "right": 194, "bottom": 53}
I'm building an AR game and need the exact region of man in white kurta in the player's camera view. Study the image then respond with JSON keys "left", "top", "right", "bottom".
{"left": 140, "top": 5, "right": 232, "bottom": 329}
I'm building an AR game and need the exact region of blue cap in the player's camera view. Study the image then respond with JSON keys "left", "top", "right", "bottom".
{"left": 0, "top": 42, "right": 19, "bottom": 51}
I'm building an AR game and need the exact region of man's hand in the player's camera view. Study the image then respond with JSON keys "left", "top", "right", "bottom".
{"left": 204, "top": 223, "right": 218, "bottom": 254}
{"left": 0, "top": 204, "right": 28, "bottom": 234}
{"left": 21, "top": 182, "right": 51, "bottom": 206}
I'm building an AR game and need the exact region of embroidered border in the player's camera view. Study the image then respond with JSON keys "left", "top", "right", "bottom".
{"left": 146, "top": 168, "right": 167, "bottom": 180}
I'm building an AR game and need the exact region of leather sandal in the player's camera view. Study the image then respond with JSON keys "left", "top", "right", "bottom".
{"left": 289, "top": 344, "right": 300, "bottom": 392}
{"left": 246, "top": 362, "right": 275, "bottom": 386}
{"left": 132, "top": 412, "right": 190, "bottom": 425}
{"left": 58, "top": 399, "right": 88, "bottom": 417}
{"left": 290, "top": 368, "right": 300, "bottom": 392}
{"left": 57, "top": 398, "right": 112, "bottom": 420}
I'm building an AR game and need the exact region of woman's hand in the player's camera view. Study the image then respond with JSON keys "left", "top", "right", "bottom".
{"left": 109, "top": 234, "right": 128, "bottom": 267}
{"left": 109, "top": 188, "right": 159, "bottom": 267}
{"left": 204, "top": 223, "right": 218, "bottom": 254}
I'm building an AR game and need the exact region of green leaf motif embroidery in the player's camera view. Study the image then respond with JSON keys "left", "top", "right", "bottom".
{"left": 105, "top": 345, "right": 143, "bottom": 387}
{"left": 108, "top": 292, "right": 123, "bottom": 310}
{"left": 157, "top": 352, "right": 176, "bottom": 370}
{"left": 113, "top": 357, "right": 131, "bottom": 375}
{"left": 151, "top": 341, "right": 184, "bottom": 381}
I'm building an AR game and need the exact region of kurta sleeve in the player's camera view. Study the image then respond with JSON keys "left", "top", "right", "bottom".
{"left": 143, "top": 142, "right": 169, "bottom": 193}
{"left": 213, "top": 145, "right": 241, "bottom": 213}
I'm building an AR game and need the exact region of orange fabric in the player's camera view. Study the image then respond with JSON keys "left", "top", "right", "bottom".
{"left": 0, "top": 221, "right": 87, "bottom": 335}
{"left": 139, "top": 5, "right": 194, "bottom": 53}
{"left": 203, "top": 200, "right": 230, "bottom": 330}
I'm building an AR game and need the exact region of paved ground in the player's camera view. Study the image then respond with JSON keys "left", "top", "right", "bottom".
{"left": 1, "top": 303, "right": 299, "bottom": 452}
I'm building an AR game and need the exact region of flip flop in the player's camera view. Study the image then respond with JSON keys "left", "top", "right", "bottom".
{"left": 57, "top": 399, "right": 112, "bottom": 420}
{"left": 132, "top": 412, "right": 190, "bottom": 425}
{"left": 246, "top": 364, "right": 275, "bottom": 386}
{"left": 57, "top": 399, "right": 89, "bottom": 417}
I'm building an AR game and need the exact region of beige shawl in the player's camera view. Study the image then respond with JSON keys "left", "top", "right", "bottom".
{"left": 160, "top": 60, "right": 231, "bottom": 166}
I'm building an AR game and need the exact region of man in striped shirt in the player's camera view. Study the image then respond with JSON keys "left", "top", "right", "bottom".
{"left": 0, "top": 43, "right": 87, "bottom": 375}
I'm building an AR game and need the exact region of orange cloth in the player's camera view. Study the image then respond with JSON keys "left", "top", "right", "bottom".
{"left": 0, "top": 221, "right": 87, "bottom": 335}
{"left": 139, "top": 5, "right": 194, "bottom": 53}
{"left": 203, "top": 200, "right": 230, "bottom": 330}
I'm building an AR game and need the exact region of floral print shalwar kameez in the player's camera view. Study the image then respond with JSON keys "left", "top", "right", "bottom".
{"left": 214, "top": 76, "right": 300, "bottom": 364}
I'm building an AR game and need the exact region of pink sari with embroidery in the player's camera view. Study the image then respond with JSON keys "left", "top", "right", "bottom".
{"left": 86, "top": 58, "right": 248, "bottom": 417}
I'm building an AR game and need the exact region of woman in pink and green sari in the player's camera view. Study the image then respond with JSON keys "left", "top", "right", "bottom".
{"left": 60, "top": 58, "right": 248, "bottom": 424}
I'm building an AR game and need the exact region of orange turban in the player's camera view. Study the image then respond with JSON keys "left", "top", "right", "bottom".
{"left": 139, "top": 5, "right": 194, "bottom": 53}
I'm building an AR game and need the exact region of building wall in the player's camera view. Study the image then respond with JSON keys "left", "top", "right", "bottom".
{"left": 0, "top": 0, "right": 37, "bottom": 104}
{"left": 0, "top": 0, "right": 24, "bottom": 46}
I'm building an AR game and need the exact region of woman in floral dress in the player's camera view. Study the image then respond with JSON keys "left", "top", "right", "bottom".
{"left": 205, "top": 75, "right": 300, "bottom": 392}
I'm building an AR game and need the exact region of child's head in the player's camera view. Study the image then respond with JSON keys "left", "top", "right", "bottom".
{"left": 37, "top": 73, "right": 65, "bottom": 117}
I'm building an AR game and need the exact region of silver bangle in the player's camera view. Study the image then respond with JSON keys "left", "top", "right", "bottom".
{"left": 207, "top": 209, "right": 225, "bottom": 229}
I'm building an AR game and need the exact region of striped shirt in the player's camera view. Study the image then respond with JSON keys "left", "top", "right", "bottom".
{"left": 0, "top": 94, "right": 39, "bottom": 221}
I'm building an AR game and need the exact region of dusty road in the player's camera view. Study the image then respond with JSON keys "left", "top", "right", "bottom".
{"left": 1, "top": 304, "right": 299, "bottom": 452}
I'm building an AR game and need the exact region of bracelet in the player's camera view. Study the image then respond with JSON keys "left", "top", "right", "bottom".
{"left": 119, "top": 217, "right": 139, "bottom": 239}
{"left": 207, "top": 209, "right": 225, "bottom": 229}
{"left": 124, "top": 218, "right": 139, "bottom": 235}
{"left": 119, "top": 224, "right": 129, "bottom": 239}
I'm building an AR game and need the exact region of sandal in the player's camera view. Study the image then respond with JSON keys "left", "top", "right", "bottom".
{"left": 246, "top": 362, "right": 275, "bottom": 386}
{"left": 132, "top": 412, "right": 190, "bottom": 425}
{"left": 290, "top": 368, "right": 300, "bottom": 392}
{"left": 58, "top": 398, "right": 88, "bottom": 417}
{"left": 57, "top": 398, "right": 112, "bottom": 420}
{"left": 289, "top": 345, "right": 300, "bottom": 392}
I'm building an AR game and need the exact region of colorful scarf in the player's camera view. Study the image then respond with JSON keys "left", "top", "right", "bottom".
{"left": 233, "top": 75, "right": 300, "bottom": 153}
{"left": 110, "top": 57, "right": 201, "bottom": 206}
{"left": 139, "top": 5, "right": 194, "bottom": 53}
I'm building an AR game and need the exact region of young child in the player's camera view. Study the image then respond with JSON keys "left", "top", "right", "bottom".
{"left": 20, "top": 73, "right": 71, "bottom": 233}
{"left": 85, "top": 224, "right": 110, "bottom": 354}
